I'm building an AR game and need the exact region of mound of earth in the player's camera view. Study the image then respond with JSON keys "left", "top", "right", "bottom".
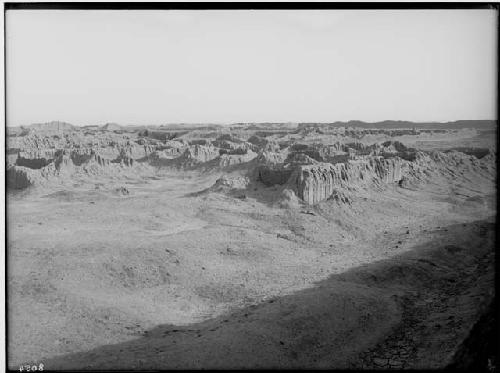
{"left": 24, "top": 120, "right": 76, "bottom": 132}
{"left": 100, "top": 122, "right": 123, "bottom": 131}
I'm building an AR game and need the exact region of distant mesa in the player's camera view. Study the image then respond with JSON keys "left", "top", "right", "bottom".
{"left": 8, "top": 119, "right": 497, "bottom": 132}
{"left": 100, "top": 122, "right": 123, "bottom": 131}
{"left": 23, "top": 121, "right": 76, "bottom": 132}
{"left": 298, "top": 120, "right": 497, "bottom": 131}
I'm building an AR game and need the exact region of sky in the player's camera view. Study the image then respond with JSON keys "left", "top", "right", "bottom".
{"left": 6, "top": 9, "right": 498, "bottom": 126}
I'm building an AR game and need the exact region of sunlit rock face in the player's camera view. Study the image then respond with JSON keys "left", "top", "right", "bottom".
{"left": 294, "top": 157, "right": 407, "bottom": 205}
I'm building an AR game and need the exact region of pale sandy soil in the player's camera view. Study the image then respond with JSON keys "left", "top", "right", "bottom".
{"left": 41, "top": 219, "right": 495, "bottom": 370}
{"left": 7, "top": 131, "right": 496, "bottom": 370}
{"left": 7, "top": 164, "right": 495, "bottom": 369}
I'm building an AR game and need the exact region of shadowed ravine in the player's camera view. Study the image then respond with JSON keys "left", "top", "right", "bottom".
{"left": 35, "top": 219, "right": 495, "bottom": 370}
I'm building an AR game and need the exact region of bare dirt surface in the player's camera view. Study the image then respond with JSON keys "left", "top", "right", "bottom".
{"left": 6, "top": 121, "right": 496, "bottom": 370}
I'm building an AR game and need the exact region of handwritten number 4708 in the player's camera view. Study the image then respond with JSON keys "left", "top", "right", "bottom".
{"left": 19, "top": 364, "right": 44, "bottom": 372}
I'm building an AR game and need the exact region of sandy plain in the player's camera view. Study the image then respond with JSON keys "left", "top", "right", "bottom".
{"left": 7, "top": 123, "right": 496, "bottom": 369}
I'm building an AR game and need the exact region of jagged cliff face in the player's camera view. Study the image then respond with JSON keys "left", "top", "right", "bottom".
{"left": 91, "top": 154, "right": 111, "bottom": 167}
{"left": 288, "top": 151, "right": 496, "bottom": 205}
{"left": 182, "top": 145, "right": 220, "bottom": 163}
{"left": 292, "top": 157, "right": 407, "bottom": 205}
{"left": 7, "top": 154, "right": 71, "bottom": 190}
{"left": 6, "top": 149, "right": 138, "bottom": 190}
{"left": 254, "top": 154, "right": 411, "bottom": 205}
{"left": 7, "top": 166, "right": 39, "bottom": 189}
{"left": 6, "top": 122, "right": 496, "bottom": 194}
{"left": 16, "top": 155, "right": 54, "bottom": 170}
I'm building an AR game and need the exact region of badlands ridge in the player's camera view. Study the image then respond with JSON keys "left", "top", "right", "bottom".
{"left": 7, "top": 120, "right": 496, "bottom": 206}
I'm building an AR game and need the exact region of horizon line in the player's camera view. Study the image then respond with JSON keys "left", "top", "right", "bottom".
{"left": 7, "top": 118, "right": 498, "bottom": 128}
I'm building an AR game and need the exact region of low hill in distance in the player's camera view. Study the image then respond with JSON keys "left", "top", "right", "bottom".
{"left": 22, "top": 120, "right": 77, "bottom": 132}
{"left": 8, "top": 119, "right": 497, "bottom": 132}
{"left": 298, "top": 120, "right": 497, "bottom": 131}
{"left": 100, "top": 123, "right": 123, "bottom": 131}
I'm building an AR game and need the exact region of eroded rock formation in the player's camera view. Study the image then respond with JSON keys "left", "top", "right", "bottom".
{"left": 7, "top": 166, "right": 39, "bottom": 189}
{"left": 292, "top": 157, "right": 407, "bottom": 204}
{"left": 6, "top": 120, "right": 496, "bottom": 196}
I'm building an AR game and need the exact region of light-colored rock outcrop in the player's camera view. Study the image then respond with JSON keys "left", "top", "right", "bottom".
{"left": 6, "top": 121, "right": 496, "bottom": 195}
{"left": 255, "top": 150, "right": 289, "bottom": 166}
{"left": 182, "top": 145, "right": 220, "bottom": 163}
{"left": 218, "top": 150, "right": 257, "bottom": 167}
{"left": 213, "top": 175, "right": 250, "bottom": 190}
{"left": 292, "top": 157, "right": 408, "bottom": 204}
